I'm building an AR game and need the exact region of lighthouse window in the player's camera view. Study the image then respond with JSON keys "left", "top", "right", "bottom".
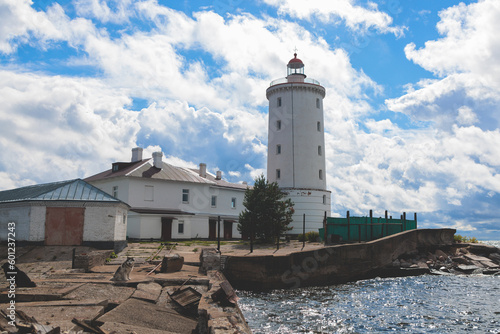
{"left": 277, "top": 97, "right": 282, "bottom": 107}
{"left": 276, "top": 144, "right": 281, "bottom": 154}
{"left": 276, "top": 169, "right": 281, "bottom": 179}
{"left": 318, "top": 146, "right": 322, "bottom": 156}
{"left": 323, "top": 195, "right": 326, "bottom": 204}
{"left": 319, "top": 169, "right": 323, "bottom": 180}
{"left": 316, "top": 98, "right": 320, "bottom": 108}
{"left": 317, "top": 122, "right": 321, "bottom": 131}
{"left": 276, "top": 120, "right": 282, "bottom": 130}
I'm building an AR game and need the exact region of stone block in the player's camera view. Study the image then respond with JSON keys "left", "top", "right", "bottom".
{"left": 199, "top": 248, "right": 220, "bottom": 274}
{"left": 160, "top": 254, "right": 184, "bottom": 273}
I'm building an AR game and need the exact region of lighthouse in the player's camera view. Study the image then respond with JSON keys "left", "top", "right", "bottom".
{"left": 266, "top": 53, "right": 331, "bottom": 234}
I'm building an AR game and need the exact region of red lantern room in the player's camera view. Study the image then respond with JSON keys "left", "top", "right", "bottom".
{"left": 287, "top": 53, "right": 306, "bottom": 77}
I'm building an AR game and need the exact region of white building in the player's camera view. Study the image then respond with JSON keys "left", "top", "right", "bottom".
{"left": 266, "top": 54, "right": 331, "bottom": 234}
{"left": 85, "top": 148, "right": 248, "bottom": 240}
{"left": 0, "top": 179, "right": 129, "bottom": 252}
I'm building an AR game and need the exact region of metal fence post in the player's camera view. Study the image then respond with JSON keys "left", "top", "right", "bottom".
{"left": 217, "top": 216, "right": 221, "bottom": 253}
{"left": 347, "top": 210, "right": 350, "bottom": 242}
{"left": 384, "top": 210, "right": 388, "bottom": 237}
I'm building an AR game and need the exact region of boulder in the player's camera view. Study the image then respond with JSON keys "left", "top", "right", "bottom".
{"left": 199, "top": 248, "right": 221, "bottom": 274}
{"left": 160, "top": 254, "right": 184, "bottom": 273}
{"left": 435, "top": 249, "right": 448, "bottom": 259}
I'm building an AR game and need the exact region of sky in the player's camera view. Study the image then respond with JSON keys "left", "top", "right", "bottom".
{"left": 1, "top": 0, "right": 499, "bottom": 240}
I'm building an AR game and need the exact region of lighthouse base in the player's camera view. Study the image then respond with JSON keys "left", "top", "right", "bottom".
{"left": 282, "top": 188, "right": 331, "bottom": 236}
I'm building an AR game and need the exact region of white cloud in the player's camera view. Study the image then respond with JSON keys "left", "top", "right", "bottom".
{"left": 456, "top": 106, "right": 478, "bottom": 126}
{"left": 0, "top": 70, "right": 140, "bottom": 188}
{"left": 389, "top": 0, "right": 500, "bottom": 130}
{"left": 0, "top": 0, "right": 66, "bottom": 53}
{"left": 74, "top": 0, "right": 134, "bottom": 23}
{"left": 262, "top": 0, "right": 405, "bottom": 36}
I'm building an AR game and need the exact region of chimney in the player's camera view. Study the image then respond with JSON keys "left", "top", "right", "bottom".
{"left": 131, "top": 147, "right": 143, "bottom": 162}
{"left": 216, "top": 171, "right": 222, "bottom": 180}
{"left": 152, "top": 152, "right": 163, "bottom": 169}
{"left": 199, "top": 163, "right": 207, "bottom": 178}
{"left": 242, "top": 181, "right": 247, "bottom": 185}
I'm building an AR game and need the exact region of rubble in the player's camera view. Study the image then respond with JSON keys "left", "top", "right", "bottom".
{"left": 389, "top": 242, "right": 500, "bottom": 276}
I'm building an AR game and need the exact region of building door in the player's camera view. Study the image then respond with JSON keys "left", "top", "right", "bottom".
{"left": 208, "top": 219, "right": 217, "bottom": 240}
{"left": 223, "top": 220, "right": 233, "bottom": 240}
{"left": 45, "top": 207, "right": 84, "bottom": 246}
{"left": 161, "top": 218, "right": 172, "bottom": 241}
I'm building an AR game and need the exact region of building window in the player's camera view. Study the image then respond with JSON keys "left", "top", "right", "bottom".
{"left": 319, "top": 169, "right": 323, "bottom": 180}
{"left": 317, "top": 121, "right": 321, "bottom": 131}
{"left": 112, "top": 186, "right": 118, "bottom": 198}
{"left": 318, "top": 145, "right": 322, "bottom": 156}
{"left": 182, "top": 189, "right": 189, "bottom": 203}
{"left": 276, "top": 169, "right": 281, "bottom": 179}
{"left": 231, "top": 197, "right": 237, "bottom": 209}
{"left": 123, "top": 213, "right": 127, "bottom": 224}
{"left": 211, "top": 195, "right": 217, "bottom": 207}
{"left": 276, "top": 144, "right": 281, "bottom": 154}
{"left": 277, "top": 97, "right": 282, "bottom": 107}
{"left": 276, "top": 120, "right": 282, "bottom": 130}
{"left": 144, "top": 185, "right": 154, "bottom": 201}
{"left": 316, "top": 98, "right": 320, "bottom": 108}
{"left": 178, "top": 221, "right": 184, "bottom": 234}
{"left": 323, "top": 195, "right": 326, "bottom": 204}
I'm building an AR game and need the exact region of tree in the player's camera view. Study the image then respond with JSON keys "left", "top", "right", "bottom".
{"left": 238, "top": 174, "right": 294, "bottom": 243}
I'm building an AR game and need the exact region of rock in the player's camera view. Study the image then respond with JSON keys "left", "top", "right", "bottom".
{"left": 435, "top": 249, "right": 448, "bottom": 259}
{"left": 459, "top": 248, "right": 468, "bottom": 254}
{"left": 392, "top": 259, "right": 400, "bottom": 267}
{"left": 457, "top": 264, "right": 479, "bottom": 273}
{"left": 489, "top": 252, "right": 500, "bottom": 263}
{"left": 427, "top": 252, "right": 437, "bottom": 261}
{"left": 199, "top": 248, "right": 221, "bottom": 274}
{"left": 160, "top": 254, "right": 184, "bottom": 273}
{"left": 438, "top": 256, "right": 445, "bottom": 262}
{"left": 451, "top": 256, "right": 469, "bottom": 265}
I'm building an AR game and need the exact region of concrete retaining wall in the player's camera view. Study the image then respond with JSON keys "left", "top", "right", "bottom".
{"left": 223, "top": 228, "right": 456, "bottom": 290}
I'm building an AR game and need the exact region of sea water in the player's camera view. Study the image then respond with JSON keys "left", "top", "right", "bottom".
{"left": 238, "top": 241, "right": 500, "bottom": 334}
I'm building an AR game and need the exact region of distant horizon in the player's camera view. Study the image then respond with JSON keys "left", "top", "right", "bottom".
{"left": 0, "top": 0, "right": 499, "bottom": 240}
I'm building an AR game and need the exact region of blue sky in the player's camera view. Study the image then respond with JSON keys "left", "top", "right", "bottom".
{"left": 1, "top": 0, "right": 499, "bottom": 240}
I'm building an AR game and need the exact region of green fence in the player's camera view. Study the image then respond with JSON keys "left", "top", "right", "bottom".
{"left": 319, "top": 216, "right": 417, "bottom": 243}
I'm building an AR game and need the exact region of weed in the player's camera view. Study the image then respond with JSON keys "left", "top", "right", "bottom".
{"left": 192, "top": 248, "right": 198, "bottom": 253}
{"left": 110, "top": 252, "right": 117, "bottom": 259}
{"left": 454, "top": 234, "right": 479, "bottom": 243}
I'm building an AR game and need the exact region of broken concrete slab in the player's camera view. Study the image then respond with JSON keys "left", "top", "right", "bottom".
{"left": 464, "top": 254, "right": 500, "bottom": 268}
{"left": 1, "top": 304, "right": 105, "bottom": 332}
{"left": 97, "top": 297, "right": 197, "bottom": 333}
{"left": 131, "top": 282, "right": 162, "bottom": 303}
{"left": 99, "top": 321, "right": 181, "bottom": 334}
{"left": 65, "top": 283, "right": 135, "bottom": 302}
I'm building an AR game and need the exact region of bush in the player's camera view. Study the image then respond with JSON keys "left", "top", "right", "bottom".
{"left": 454, "top": 234, "right": 479, "bottom": 243}
{"left": 298, "top": 231, "right": 320, "bottom": 243}
{"left": 306, "top": 231, "right": 320, "bottom": 242}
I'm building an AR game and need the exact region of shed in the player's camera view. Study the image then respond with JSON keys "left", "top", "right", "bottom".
{"left": 0, "top": 179, "right": 130, "bottom": 252}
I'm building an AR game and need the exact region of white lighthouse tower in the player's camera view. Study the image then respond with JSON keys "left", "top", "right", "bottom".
{"left": 266, "top": 53, "right": 331, "bottom": 234}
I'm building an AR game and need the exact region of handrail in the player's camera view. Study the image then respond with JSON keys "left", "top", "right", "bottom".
{"left": 269, "top": 77, "right": 321, "bottom": 86}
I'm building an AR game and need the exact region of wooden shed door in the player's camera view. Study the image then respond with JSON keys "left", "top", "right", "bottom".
{"left": 223, "top": 220, "right": 233, "bottom": 240}
{"left": 161, "top": 218, "right": 172, "bottom": 241}
{"left": 208, "top": 220, "right": 217, "bottom": 240}
{"left": 45, "top": 207, "right": 85, "bottom": 246}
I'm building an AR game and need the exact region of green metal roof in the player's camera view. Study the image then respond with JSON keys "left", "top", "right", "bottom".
{"left": 0, "top": 179, "right": 123, "bottom": 204}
